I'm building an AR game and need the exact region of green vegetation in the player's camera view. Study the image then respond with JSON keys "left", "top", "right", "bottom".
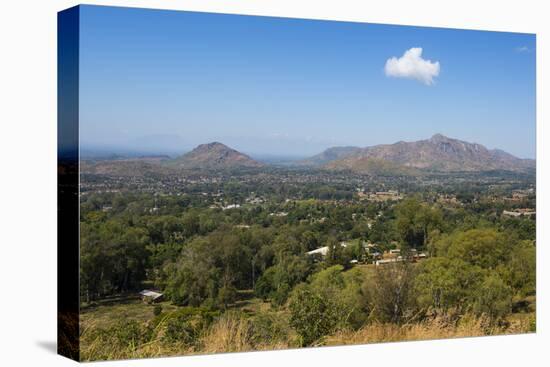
{"left": 79, "top": 168, "right": 535, "bottom": 361}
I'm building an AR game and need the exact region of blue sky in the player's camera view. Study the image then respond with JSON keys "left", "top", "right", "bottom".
{"left": 79, "top": 5, "right": 536, "bottom": 158}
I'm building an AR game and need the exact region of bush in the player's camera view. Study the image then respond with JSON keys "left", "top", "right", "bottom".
{"left": 308, "top": 265, "right": 367, "bottom": 329}
{"left": 250, "top": 311, "right": 291, "bottom": 346}
{"left": 289, "top": 285, "right": 340, "bottom": 346}
{"left": 473, "top": 274, "right": 513, "bottom": 321}
{"left": 153, "top": 304, "right": 163, "bottom": 316}
{"left": 163, "top": 314, "right": 199, "bottom": 345}
{"left": 161, "top": 307, "right": 219, "bottom": 346}
{"left": 93, "top": 320, "right": 152, "bottom": 350}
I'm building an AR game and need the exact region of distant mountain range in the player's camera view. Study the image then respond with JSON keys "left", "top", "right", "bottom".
{"left": 173, "top": 142, "right": 263, "bottom": 169}
{"left": 299, "top": 146, "right": 363, "bottom": 166}
{"left": 80, "top": 135, "right": 535, "bottom": 175}
{"left": 303, "top": 134, "right": 535, "bottom": 174}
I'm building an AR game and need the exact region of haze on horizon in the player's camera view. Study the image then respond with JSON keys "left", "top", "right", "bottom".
{"left": 79, "top": 6, "right": 536, "bottom": 159}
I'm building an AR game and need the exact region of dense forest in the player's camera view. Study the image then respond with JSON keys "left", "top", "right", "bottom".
{"left": 78, "top": 169, "right": 535, "bottom": 360}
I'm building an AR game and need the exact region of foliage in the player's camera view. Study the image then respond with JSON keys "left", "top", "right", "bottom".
{"left": 80, "top": 220, "right": 150, "bottom": 300}
{"left": 435, "top": 229, "right": 512, "bottom": 269}
{"left": 498, "top": 241, "right": 536, "bottom": 297}
{"left": 364, "top": 263, "right": 416, "bottom": 324}
{"left": 78, "top": 169, "right": 536, "bottom": 358}
{"left": 288, "top": 284, "right": 341, "bottom": 346}
{"left": 308, "top": 265, "right": 368, "bottom": 328}
{"left": 254, "top": 254, "right": 313, "bottom": 306}
{"left": 153, "top": 304, "right": 162, "bottom": 316}
{"left": 414, "top": 257, "right": 484, "bottom": 312}
{"left": 249, "top": 311, "right": 292, "bottom": 346}
{"left": 395, "top": 197, "right": 442, "bottom": 249}
{"left": 164, "top": 230, "right": 252, "bottom": 308}
{"left": 472, "top": 274, "right": 513, "bottom": 321}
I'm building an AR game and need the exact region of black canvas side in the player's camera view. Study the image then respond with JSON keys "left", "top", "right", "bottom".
{"left": 57, "top": 5, "right": 80, "bottom": 362}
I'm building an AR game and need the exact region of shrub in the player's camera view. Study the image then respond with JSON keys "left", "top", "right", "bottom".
{"left": 250, "top": 311, "right": 291, "bottom": 346}
{"left": 161, "top": 307, "right": 219, "bottom": 346}
{"left": 163, "top": 314, "right": 198, "bottom": 345}
{"left": 91, "top": 320, "right": 152, "bottom": 351}
{"left": 289, "top": 285, "right": 340, "bottom": 346}
{"left": 473, "top": 274, "right": 513, "bottom": 322}
{"left": 308, "top": 265, "right": 367, "bottom": 329}
{"left": 153, "top": 304, "right": 163, "bottom": 316}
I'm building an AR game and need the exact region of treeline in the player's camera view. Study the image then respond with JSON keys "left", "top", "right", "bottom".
{"left": 80, "top": 193, "right": 391, "bottom": 301}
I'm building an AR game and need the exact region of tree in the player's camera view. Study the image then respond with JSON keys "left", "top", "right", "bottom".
{"left": 164, "top": 239, "right": 221, "bottom": 307}
{"left": 395, "top": 197, "right": 442, "bottom": 250}
{"left": 80, "top": 220, "right": 150, "bottom": 300}
{"left": 437, "top": 229, "right": 512, "bottom": 269}
{"left": 498, "top": 241, "right": 536, "bottom": 297}
{"left": 301, "top": 230, "right": 321, "bottom": 252}
{"left": 364, "top": 263, "right": 416, "bottom": 324}
{"left": 254, "top": 254, "right": 313, "bottom": 306}
{"left": 325, "top": 236, "right": 351, "bottom": 268}
{"left": 308, "top": 265, "right": 368, "bottom": 329}
{"left": 414, "top": 257, "right": 484, "bottom": 312}
{"left": 217, "top": 284, "right": 238, "bottom": 309}
{"left": 164, "top": 230, "right": 252, "bottom": 308}
{"left": 344, "top": 241, "right": 367, "bottom": 263}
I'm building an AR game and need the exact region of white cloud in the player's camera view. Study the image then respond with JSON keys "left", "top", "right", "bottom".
{"left": 515, "top": 46, "right": 532, "bottom": 53}
{"left": 384, "top": 47, "right": 440, "bottom": 86}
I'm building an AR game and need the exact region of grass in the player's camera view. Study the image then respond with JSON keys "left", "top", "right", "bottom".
{"left": 79, "top": 300, "right": 293, "bottom": 361}
{"left": 79, "top": 294, "right": 282, "bottom": 361}
{"left": 324, "top": 312, "right": 534, "bottom": 347}
{"left": 80, "top": 297, "right": 179, "bottom": 331}
{"left": 229, "top": 289, "right": 272, "bottom": 315}
{"left": 79, "top": 294, "right": 535, "bottom": 362}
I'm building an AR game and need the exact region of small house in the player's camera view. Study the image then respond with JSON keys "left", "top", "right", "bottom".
{"left": 139, "top": 289, "right": 164, "bottom": 303}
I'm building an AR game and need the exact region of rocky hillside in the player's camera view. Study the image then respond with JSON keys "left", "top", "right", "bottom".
{"left": 317, "top": 134, "right": 534, "bottom": 173}
{"left": 174, "top": 142, "right": 263, "bottom": 169}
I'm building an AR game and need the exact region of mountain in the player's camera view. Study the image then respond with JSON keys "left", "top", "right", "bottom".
{"left": 325, "top": 157, "right": 421, "bottom": 176}
{"left": 297, "top": 146, "right": 362, "bottom": 166}
{"left": 174, "top": 142, "right": 263, "bottom": 169}
{"left": 317, "top": 134, "right": 535, "bottom": 173}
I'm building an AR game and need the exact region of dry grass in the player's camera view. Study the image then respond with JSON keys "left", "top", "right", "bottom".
{"left": 200, "top": 312, "right": 255, "bottom": 353}
{"left": 324, "top": 312, "right": 534, "bottom": 346}
{"left": 79, "top": 301, "right": 292, "bottom": 361}
{"left": 79, "top": 298, "right": 534, "bottom": 362}
{"left": 200, "top": 312, "right": 292, "bottom": 354}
